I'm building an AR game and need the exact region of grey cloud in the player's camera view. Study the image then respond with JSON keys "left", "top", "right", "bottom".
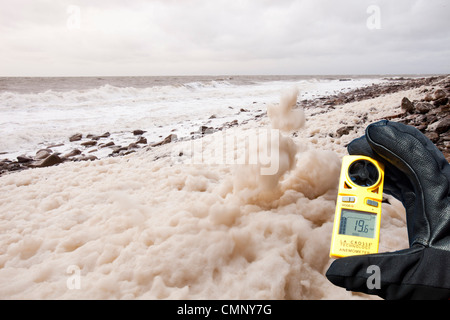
{"left": 0, "top": 0, "right": 449, "bottom": 76}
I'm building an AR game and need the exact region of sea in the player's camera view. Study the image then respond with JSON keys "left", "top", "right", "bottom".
{"left": 0, "top": 75, "right": 387, "bottom": 162}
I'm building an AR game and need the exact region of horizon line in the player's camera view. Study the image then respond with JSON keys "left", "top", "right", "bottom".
{"left": 0, "top": 73, "right": 447, "bottom": 78}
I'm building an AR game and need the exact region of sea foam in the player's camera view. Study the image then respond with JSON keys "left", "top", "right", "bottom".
{"left": 0, "top": 84, "right": 412, "bottom": 299}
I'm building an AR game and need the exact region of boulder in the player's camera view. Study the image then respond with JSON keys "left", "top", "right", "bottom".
{"left": 133, "top": 130, "right": 146, "bottom": 136}
{"left": 151, "top": 134, "right": 178, "bottom": 147}
{"left": 424, "top": 93, "right": 434, "bottom": 102}
{"left": 425, "top": 131, "right": 440, "bottom": 143}
{"left": 69, "top": 133, "right": 82, "bottom": 142}
{"left": 228, "top": 120, "right": 239, "bottom": 127}
{"left": 81, "top": 140, "right": 97, "bottom": 147}
{"left": 136, "top": 136, "right": 147, "bottom": 144}
{"left": 111, "top": 146, "right": 128, "bottom": 154}
{"left": 200, "top": 126, "right": 214, "bottom": 134}
{"left": 17, "top": 155, "right": 33, "bottom": 163}
{"left": 99, "top": 141, "right": 115, "bottom": 148}
{"left": 47, "top": 143, "right": 64, "bottom": 148}
{"left": 401, "top": 97, "right": 414, "bottom": 113}
{"left": 35, "top": 149, "right": 53, "bottom": 160}
{"left": 4, "top": 162, "right": 22, "bottom": 172}
{"left": 32, "top": 154, "right": 63, "bottom": 168}
{"left": 434, "top": 89, "right": 447, "bottom": 100}
{"left": 442, "top": 103, "right": 450, "bottom": 111}
{"left": 64, "top": 149, "right": 82, "bottom": 158}
{"left": 127, "top": 142, "right": 139, "bottom": 150}
{"left": 88, "top": 132, "right": 110, "bottom": 140}
{"left": 415, "top": 102, "right": 434, "bottom": 114}
{"left": 434, "top": 97, "right": 449, "bottom": 107}
{"left": 434, "top": 116, "right": 450, "bottom": 134}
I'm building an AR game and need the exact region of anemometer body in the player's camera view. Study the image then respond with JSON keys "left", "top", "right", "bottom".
{"left": 330, "top": 155, "right": 384, "bottom": 258}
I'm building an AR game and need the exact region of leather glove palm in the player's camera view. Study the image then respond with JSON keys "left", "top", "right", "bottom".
{"left": 326, "top": 120, "right": 450, "bottom": 300}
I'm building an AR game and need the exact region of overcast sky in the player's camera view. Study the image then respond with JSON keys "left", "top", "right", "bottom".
{"left": 1, "top": 0, "right": 449, "bottom": 76}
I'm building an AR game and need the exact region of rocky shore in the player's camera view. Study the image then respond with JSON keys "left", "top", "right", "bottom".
{"left": 1, "top": 75, "right": 449, "bottom": 176}
{"left": 327, "top": 75, "right": 450, "bottom": 161}
{"left": 0, "top": 117, "right": 244, "bottom": 176}
{"left": 389, "top": 85, "right": 450, "bottom": 161}
{"left": 299, "top": 76, "right": 444, "bottom": 109}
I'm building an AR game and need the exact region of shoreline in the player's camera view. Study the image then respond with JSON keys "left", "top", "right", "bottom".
{"left": 1, "top": 75, "right": 449, "bottom": 176}
{"left": 299, "top": 75, "right": 450, "bottom": 160}
{"left": 0, "top": 74, "right": 449, "bottom": 299}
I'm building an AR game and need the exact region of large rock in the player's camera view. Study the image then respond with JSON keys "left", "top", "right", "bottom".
{"left": 35, "top": 149, "right": 52, "bottom": 160}
{"left": 111, "top": 146, "right": 128, "bottom": 155}
{"left": 434, "top": 116, "right": 450, "bottom": 134}
{"left": 32, "top": 154, "right": 63, "bottom": 168}
{"left": 424, "top": 93, "right": 434, "bottom": 102}
{"left": 434, "top": 89, "right": 447, "bottom": 100}
{"left": 401, "top": 97, "right": 414, "bottom": 113}
{"left": 69, "top": 133, "right": 82, "bottom": 142}
{"left": 200, "top": 126, "right": 214, "bottom": 134}
{"left": 63, "top": 149, "right": 82, "bottom": 158}
{"left": 415, "top": 102, "right": 434, "bottom": 114}
{"left": 98, "top": 141, "right": 115, "bottom": 149}
{"left": 151, "top": 134, "right": 178, "bottom": 147}
{"left": 136, "top": 136, "right": 147, "bottom": 144}
{"left": 133, "top": 130, "right": 146, "bottom": 136}
{"left": 434, "top": 97, "right": 449, "bottom": 107}
{"left": 17, "top": 155, "right": 33, "bottom": 163}
{"left": 425, "top": 131, "right": 440, "bottom": 143}
{"left": 81, "top": 140, "right": 97, "bottom": 147}
{"left": 127, "top": 143, "right": 139, "bottom": 150}
{"left": 86, "top": 132, "right": 110, "bottom": 140}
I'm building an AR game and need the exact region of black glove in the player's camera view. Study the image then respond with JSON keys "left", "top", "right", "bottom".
{"left": 326, "top": 120, "right": 450, "bottom": 300}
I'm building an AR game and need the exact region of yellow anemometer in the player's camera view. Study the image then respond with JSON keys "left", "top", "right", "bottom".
{"left": 330, "top": 155, "right": 384, "bottom": 258}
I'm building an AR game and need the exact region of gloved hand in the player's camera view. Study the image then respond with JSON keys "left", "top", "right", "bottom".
{"left": 326, "top": 120, "right": 450, "bottom": 300}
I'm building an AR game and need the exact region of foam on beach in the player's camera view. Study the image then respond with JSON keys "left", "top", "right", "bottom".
{"left": 0, "top": 85, "right": 417, "bottom": 300}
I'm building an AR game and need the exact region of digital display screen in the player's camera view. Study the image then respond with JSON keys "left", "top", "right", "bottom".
{"left": 339, "top": 209, "right": 376, "bottom": 238}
